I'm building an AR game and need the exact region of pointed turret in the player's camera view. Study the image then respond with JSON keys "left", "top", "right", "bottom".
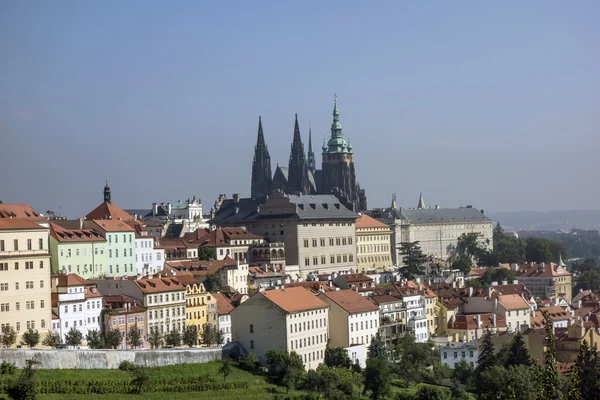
{"left": 331, "top": 94, "right": 343, "bottom": 139}
{"left": 288, "top": 114, "right": 310, "bottom": 195}
{"left": 307, "top": 122, "right": 316, "bottom": 174}
{"left": 251, "top": 116, "right": 272, "bottom": 199}
{"left": 391, "top": 192, "right": 397, "bottom": 210}
{"left": 417, "top": 193, "right": 425, "bottom": 209}
{"left": 104, "top": 179, "right": 111, "bottom": 203}
{"left": 558, "top": 254, "right": 566, "bottom": 267}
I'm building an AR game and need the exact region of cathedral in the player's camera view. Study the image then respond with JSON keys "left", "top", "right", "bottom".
{"left": 251, "top": 97, "right": 367, "bottom": 211}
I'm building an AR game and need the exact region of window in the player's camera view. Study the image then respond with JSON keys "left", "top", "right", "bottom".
{"left": 329, "top": 238, "right": 334, "bottom": 246}
{"left": 330, "top": 256, "right": 335, "bottom": 264}
{"left": 0, "top": 303, "right": 8, "bottom": 312}
{"left": 40, "top": 280, "right": 44, "bottom": 288}
{"left": 348, "top": 237, "right": 353, "bottom": 245}
{"left": 342, "top": 237, "right": 347, "bottom": 245}
{"left": 16, "top": 302, "right": 20, "bottom": 311}
{"left": 304, "top": 258, "right": 310, "bottom": 266}
{"left": 249, "top": 324, "right": 254, "bottom": 333}
{"left": 312, "top": 239, "right": 317, "bottom": 247}
{"left": 303, "top": 239, "right": 309, "bottom": 248}
{"left": 14, "top": 239, "right": 18, "bottom": 251}
{"left": 313, "top": 257, "right": 318, "bottom": 265}
{"left": 250, "top": 340, "right": 254, "bottom": 349}
{"left": 454, "top": 352, "right": 458, "bottom": 359}
{"left": 26, "top": 281, "right": 33, "bottom": 289}
{"left": 443, "top": 352, "right": 447, "bottom": 359}
{"left": 336, "top": 238, "right": 341, "bottom": 246}
{"left": 39, "top": 238, "right": 43, "bottom": 249}
{"left": 321, "top": 256, "right": 326, "bottom": 264}
{"left": 39, "top": 260, "right": 43, "bottom": 269}
{"left": 0, "top": 240, "right": 3, "bottom": 251}
{"left": 320, "top": 238, "right": 325, "bottom": 246}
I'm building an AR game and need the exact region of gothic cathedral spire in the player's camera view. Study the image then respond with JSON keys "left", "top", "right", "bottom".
{"left": 288, "top": 114, "right": 310, "bottom": 195}
{"left": 307, "top": 122, "right": 316, "bottom": 174}
{"left": 251, "top": 116, "right": 272, "bottom": 199}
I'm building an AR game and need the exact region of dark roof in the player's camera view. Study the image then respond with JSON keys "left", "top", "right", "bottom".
{"left": 260, "top": 194, "right": 357, "bottom": 220}
{"left": 211, "top": 198, "right": 262, "bottom": 225}
{"left": 398, "top": 207, "right": 491, "bottom": 224}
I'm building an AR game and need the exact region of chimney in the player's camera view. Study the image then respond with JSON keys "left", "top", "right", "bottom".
{"left": 468, "top": 287, "right": 473, "bottom": 297}
{"left": 152, "top": 203, "right": 158, "bottom": 216}
{"left": 488, "top": 287, "right": 492, "bottom": 298}
{"left": 79, "top": 218, "right": 84, "bottom": 230}
{"left": 167, "top": 203, "right": 172, "bottom": 215}
{"left": 491, "top": 281, "right": 498, "bottom": 286}
{"left": 54, "top": 277, "right": 59, "bottom": 288}
{"left": 501, "top": 280, "right": 508, "bottom": 286}
{"left": 233, "top": 193, "right": 240, "bottom": 203}
{"left": 512, "top": 279, "right": 518, "bottom": 284}
{"left": 540, "top": 262, "right": 545, "bottom": 269}
{"left": 510, "top": 263, "right": 518, "bottom": 272}
{"left": 476, "top": 314, "right": 481, "bottom": 328}
{"left": 451, "top": 314, "right": 456, "bottom": 329}
{"left": 481, "top": 209, "right": 484, "bottom": 214}
{"left": 493, "top": 313, "right": 497, "bottom": 327}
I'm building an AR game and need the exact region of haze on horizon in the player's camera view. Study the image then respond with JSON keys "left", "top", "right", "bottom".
{"left": 1, "top": 1, "right": 598, "bottom": 219}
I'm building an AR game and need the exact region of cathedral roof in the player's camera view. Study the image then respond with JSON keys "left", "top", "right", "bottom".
{"left": 211, "top": 198, "right": 261, "bottom": 225}
{"left": 273, "top": 166, "right": 319, "bottom": 194}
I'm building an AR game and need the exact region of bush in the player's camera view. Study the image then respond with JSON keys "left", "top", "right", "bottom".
{"left": 118, "top": 360, "right": 137, "bottom": 372}
{"left": 0, "top": 361, "right": 16, "bottom": 375}
{"left": 237, "top": 353, "right": 260, "bottom": 374}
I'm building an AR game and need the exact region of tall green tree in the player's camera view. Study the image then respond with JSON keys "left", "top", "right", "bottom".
{"left": 219, "top": 358, "right": 232, "bottom": 380}
{"left": 65, "top": 327, "right": 82, "bottom": 347}
{"left": 568, "top": 363, "right": 583, "bottom": 400}
{"left": 85, "top": 329, "right": 104, "bottom": 349}
{"left": 147, "top": 327, "right": 162, "bottom": 349}
{"left": 505, "top": 331, "right": 532, "bottom": 367}
{"left": 575, "top": 270, "right": 600, "bottom": 292}
{"left": 416, "top": 385, "right": 451, "bottom": 400}
{"left": 367, "top": 332, "right": 387, "bottom": 360}
{"left": 363, "top": 358, "right": 391, "bottom": 400}
{"left": 452, "top": 254, "right": 474, "bottom": 275}
{"left": 525, "top": 237, "right": 554, "bottom": 263}
{"left": 324, "top": 346, "right": 351, "bottom": 368}
{"left": 203, "top": 274, "right": 221, "bottom": 292}
{"left": 573, "top": 340, "right": 599, "bottom": 400}
{"left": 395, "top": 333, "right": 434, "bottom": 384}
{"left": 451, "top": 359, "right": 474, "bottom": 385}
{"left": 399, "top": 241, "right": 427, "bottom": 280}
{"left": 42, "top": 330, "right": 61, "bottom": 348}
{"left": 104, "top": 328, "right": 123, "bottom": 349}
{"left": 127, "top": 324, "right": 142, "bottom": 349}
{"left": 6, "top": 358, "right": 40, "bottom": 400}
{"left": 538, "top": 310, "right": 563, "bottom": 400}
{"left": 572, "top": 259, "right": 598, "bottom": 274}
{"left": 493, "top": 222, "right": 505, "bottom": 246}
{"left": 265, "top": 349, "right": 305, "bottom": 392}
{"left": 165, "top": 329, "right": 181, "bottom": 347}
{"left": 494, "top": 235, "right": 527, "bottom": 264}
{"left": 182, "top": 325, "right": 198, "bottom": 347}
{"left": 198, "top": 247, "right": 216, "bottom": 261}
{"left": 475, "top": 329, "right": 496, "bottom": 377}
{"left": 0, "top": 325, "right": 17, "bottom": 348}
{"left": 20, "top": 329, "right": 40, "bottom": 348}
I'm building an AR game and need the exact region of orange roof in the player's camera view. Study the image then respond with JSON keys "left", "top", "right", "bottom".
{"left": 0, "top": 218, "right": 45, "bottom": 230}
{"left": 497, "top": 294, "right": 530, "bottom": 310}
{"left": 512, "top": 262, "right": 571, "bottom": 278}
{"left": 320, "top": 290, "right": 379, "bottom": 314}
{"left": 450, "top": 313, "right": 507, "bottom": 330}
{"left": 165, "top": 257, "right": 237, "bottom": 278}
{"left": 86, "top": 201, "right": 135, "bottom": 221}
{"left": 356, "top": 214, "right": 391, "bottom": 230}
{"left": 52, "top": 273, "right": 92, "bottom": 287}
{"left": 284, "top": 281, "right": 337, "bottom": 293}
{"left": 133, "top": 277, "right": 185, "bottom": 294}
{"left": 540, "top": 306, "right": 571, "bottom": 321}
{"left": 50, "top": 222, "right": 105, "bottom": 242}
{"left": 90, "top": 219, "right": 135, "bottom": 232}
{"left": 185, "top": 227, "right": 263, "bottom": 246}
{"left": 370, "top": 294, "right": 402, "bottom": 305}
{"left": 213, "top": 292, "right": 235, "bottom": 315}
{"left": 0, "top": 204, "right": 46, "bottom": 221}
{"left": 260, "top": 287, "right": 329, "bottom": 313}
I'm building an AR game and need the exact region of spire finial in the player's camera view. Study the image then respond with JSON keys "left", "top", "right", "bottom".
{"left": 417, "top": 193, "right": 425, "bottom": 209}
{"left": 103, "top": 179, "right": 112, "bottom": 203}
{"left": 334, "top": 93, "right": 337, "bottom": 103}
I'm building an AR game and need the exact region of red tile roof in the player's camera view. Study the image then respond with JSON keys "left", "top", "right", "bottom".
{"left": 90, "top": 219, "right": 135, "bottom": 233}
{"left": 213, "top": 292, "right": 235, "bottom": 315}
{"left": 496, "top": 294, "right": 530, "bottom": 310}
{"left": 52, "top": 273, "right": 92, "bottom": 287}
{"left": 133, "top": 277, "right": 185, "bottom": 294}
{"left": 370, "top": 294, "right": 402, "bottom": 305}
{"left": 50, "top": 222, "right": 104, "bottom": 242}
{"left": 260, "top": 287, "right": 329, "bottom": 313}
{"left": 320, "top": 290, "right": 379, "bottom": 314}
{"left": 0, "top": 218, "right": 46, "bottom": 230}
{"left": 86, "top": 202, "right": 135, "bottom": 221}
{"left": 449, "top": 313, "right": 507, "bottom": 330}
{"left": 185, "top": 227, "right": 263, "bottom": 246}
{"left": 0, "top": 204, "right": 46, "bottom": 221}
{"left": 356, "top": 214, "right": 391, "bottom": 229}
{"left": 510, "top": 262, "right": 571, "bottom": 278}
{"left": 165, "top": 257, "right": 237, "bottom": 278}
{"left": 284, "top": 281, "right": 337, "bottom": 293}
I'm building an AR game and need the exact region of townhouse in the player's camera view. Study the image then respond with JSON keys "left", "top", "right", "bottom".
{"left": 319, "top": 289, "right": 379, "bottom": 367}
{"left": 213, "top": 292, "right": 234, "bottom": 344}
{"left": 175, "top": 272, "right": 211, "bottom": 337}
{"left": 334, "top": 273, "right": 376, "bottom": 297}
{"left": 448, "top": 313, "right": 507, "bottom": 341}
{"left": 231, "top": 287, "right": 329, "bottom": 370}
{"left": 185, "top": 227, "right": 265, "bottom": 262}
{"left": 103, "top": 295, "right": 147, "bottom": 349}
{"left": 85, "top": 220, "right": 136, "bottom": 278}
{"left": 440, "top": 340, "right": 479, "bottom": 369}
{"left": 49, "top": 221, "right": 106, "bottom": 279}
{"left": 505, "top": 261, "right": 573, "bottom": 301}
{"left": 126, "top": 221, "right": 164, "bottom": 276}
{"left": 355, "top": 214, "right": 393, "bottom": 272}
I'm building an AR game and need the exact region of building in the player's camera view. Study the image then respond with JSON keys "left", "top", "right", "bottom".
{"left": 85, "top": 180, "right": 135, "bottom": 221}
{"left": 318, "top": 289, "right": 380, "bottom": 367}
{"left": 185, "top": 227, "right": 265, "bottom": 261}
{"left": 126, "top": 221, "right": 164, "bottom": 276}
{"left": 440, "top": 340, "right": 479, "bottom": 369}
{"left": 494, "top": 293, "right": 531, "bottom": 332}
{"left": 334, "top": 273, "right": 376, "bottom": 297}
{"left": 50, "top": 273, "right": 103, "bottom": 344}
{"left": 530, "top": 306, "right": 571, "bottom": 329}
{"left": 251, "top": 98, "right": 367, "bottom": 211}
{"left": 248, "top": 264, "right": 288, "bottom": 293}
{"left": 231, "top": 287, "right": 329, "bottom": 370}
{"left": 506, "top": 261, "right": 573, "bottom": 301}
{"left": 213, "top": 292, "right": 234, "bottom": 344}
{"left": 248, "top": 241, "right": 286, "bottom": 272}
{"left": 374, "top": 282, "right": 429, "bottom": 342}
{"left": 355, "top": 214, "right": 393, "bottom": 272}
{"left": 159, "top": 238, "right": 198, "bottom": 261}
{"left": 104, "top": 304, "right": 147, "bottom": 349}
{"left": 448, "top": 313, "right": 507, "bottom": 341}
{"left": 85, "top": 220, "right": 136, "bottom": 278}
{"left": 369, "top": 197, "right": 493, "bottom": 264}
{"left": 0, "top": 218, "right": 51, "bottom": 344}
{"left": 370, "top": 294, "right": 405, "bottom": 351}
{"left": 175, "top": 272, "right": 208, "bottom": 338}
{"left": 49, "top": 221, "right": 106, "bottom": 279}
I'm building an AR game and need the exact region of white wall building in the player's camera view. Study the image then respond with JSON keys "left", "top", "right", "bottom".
{"left": 129, "top": 222, "right": 164, "bottom": 276}
{"left": 50, "top": 273, "right": 103, "bottom": 344}
{"left": 231, "top": 287, "right": 329, "bottom": 370}
{"left": 213, "top": 292, "right": 233, "bottom": 344}
{"left": 319, "top": 289, "right": 380, "bottom": 367}
{"left": 403, "top": 292, "right": 429, "bottom": 342}
{"left": 85, "top": 220, "right": 136, "bottom": 277}
{"left": 440, "top": 340, "right": 479, "bottom": 369}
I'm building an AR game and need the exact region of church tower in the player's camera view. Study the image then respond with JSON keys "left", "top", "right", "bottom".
{"left": 288, "top": 114, "right": 310, "bottom": 195}
{"left": 104, "top": 179, "right": 111, "bottom": 203}
{"left": 307, "top": 123, "right": 316, "bottom": 174}
{"left": 251, "top": 116, "right": 273, "bottom": 199}
{"left": 321, "top": 96, "right": 357, "bottom": 208}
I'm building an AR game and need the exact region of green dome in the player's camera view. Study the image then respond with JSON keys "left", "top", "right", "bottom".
{"left": 324, "top": 136, "right": 351, "bottom": 154}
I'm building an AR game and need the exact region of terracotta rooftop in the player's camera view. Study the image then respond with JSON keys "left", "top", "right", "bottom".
{"left": 450, "top": 313, "right": 507, "bottom": 330}
{"left": 320, "top": 289, "right": 379, "bottom": 314}
{"left": 165, "top": 257, "right": 238, "bottom": 278}
{"left": 260, "top": 287, "right": 329, "bottom": 313}
{"left": 356, "top": 214, "right": 391, "bottom": 230}
{"left": 284, "top": 281, "right": 337, "bottom": 294}
{"left": 0, "top": 204, "right": 45, "bottom": 221}
{"left": 540, "top": 306, "right": 571, "bottom": 320}
{"left": 52, "top": 273, "right": 92, "bottom": 287}
{"left": 50, "top": 222, "right": 104, "bottom": 242}
{"left": 370, "top": 294, "right": 402, "bottom": 305}
{"left": 185, "top": 227, "right": 263, "bottom": 246}
{"left": 213, "top": 292, "right": 235, "bottom": 315}
{"left": 133, "top": 277, "right": 185, "bottom": 294}
{"left": 86, "top": 201, "right": 135, "bottom": 221}
{"left": 508, "top": 262, "right": 571, "bottom": 278}
{"left": 496, "top": 294, "right": 530, "bottom": 310}
{"left": 0, "top": 218, "right": 46, "bottom": 230}
{"left": 90, "top": 219, "right": 135, "bottom": 233}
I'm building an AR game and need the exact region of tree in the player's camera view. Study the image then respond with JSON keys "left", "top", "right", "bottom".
{"left": 452, "top": 254, "right": 474, "bottom": 275}
{"left": 203, "top": 274, "right": 221, "bottom": 292}
{"left": 0, "top": 325, "right": 17, "bottom": 348}
{"left": 20, "top": 328, "right": 40, "bottom": 348}
{"left": 198, "top": 246, "right": 216, "bottom": 261}
{"left": 575, "top": 270, "right": 600, "bottom": 292}
{"left": 182, "top": 325, "right": 198, "bottom": 347}
{"left": 147, "top": 327, "right": 162, "bottom": 349}
{"left": 367, "top": 331, "right": 387, "bottom": 360}
{"left": 219, "top": 358, "right": 232, "bottom": 380}
{"left": 6, "top": 357, "right": 40, "bottom": 400}
{"left": 237, "top": 353, "right": 260, "bottom": 374}
{"left": 416, "top": 385, "right": 450, "bottom": 400}
{"left": 127, "top": 324, "right": 142, "bottom": 349}
{"left": 493, "top": 235, "right": 527, "bottom": 264}
{"left": 165, "top": 329, "right": 181, "bottom": 347}
{"left": 265, "top": 350, "right": 304, "bottom": 392}
{"left": 480, "top": 267, "right": 517, "bottom": 286}
{"left": 395, "top": 333, "right": 434, "bottom": 384}
{"left": 324, "top": 346, "right": 351, "bottom": 368}
{"left": 363, "top": 358, "right": 391, "bottom": 400}
{"left": 505, "top": 331, "right": 532, "bottom": 367}
{"left": 399, "top": 241, "right": 427, "bottom": 280}
{"left": 130, "top": 366, "right": 150, "bottom": 394}
{"left": 201, "top": 323, "right": 223, "bottom": 347}
{"left": 573, "top": 340, "right": 599, "bottom": 400}
{"left": 538, "top": 310, "right": 563, "bottom": 400}
{"left": 42, "top": 330, "right": 61, "bottom": 348}
{"left": 65, "top": 327, "right": 83, "bottom": 347}
{"left": 302, "top": 365, "right": 361, "bottom": 399}
{"left": 475, "top": 329, "right": 495, "bottom": 377}
{"left": 493, "top": 222, "right": 505, "bottom": 246}
{"left": 451, "top": 359, "right": 473, "bottom": 385}
{"left": 572, "top": 259, "right": 598, "bottom": 274}
{"left": 568, "top": 363, "right": 583, "bottom": 400}
{"left": 525, "top": 237, "right": 554, "bottom": 263}
{"left": 477, "top": 365, "right": 542, "bottom": 400}
{"left": 85, "top": 329, "right": 104, "bottom": 349}
{"left": 104, "top": 328, "right": 123, "bottom": 349}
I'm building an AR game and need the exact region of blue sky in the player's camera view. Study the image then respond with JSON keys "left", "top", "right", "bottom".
{"left": 1, "top": 1, "right": 598, "bottom": 217}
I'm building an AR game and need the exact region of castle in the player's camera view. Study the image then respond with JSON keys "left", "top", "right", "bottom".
{"left": 251, "top": 97, "right": 367, "bottom": 211}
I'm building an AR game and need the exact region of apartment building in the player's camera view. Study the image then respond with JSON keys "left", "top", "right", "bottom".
{"left": 49, "top": 222, "right": 106, "bottom": 279}
{"left": 104, "top": 305, "right": 147, "bottom": 349}
{"left": 126, "top": 221, "right": 164, "bottom": 276}
{"left": 355, "top": 214, "right": 392, "bottom": 272}
{"left": 448, "top": 313, "right": 507, "bottom": 341}
{"left": 85, "top": 220, "right": 136, "bottom": 278}
{"left": 185, "top": 227, "right": 265, "bottom": 261}
{"left": 231, "top": 287, "right": 329, "bottom": 370}
{"left": 0, "top": 218, "right": 51, "bottom": 344}
{"left": 375, "top": 282, "right": 429, "bottom": 342}
{"left": 50, "top": 273, "right": 103, "bottom": 343}
{"left": 370, "top": 294, "right": 406, "bottom": 350}
{"left": 440, "top": 340, "right": 479, "bottom": 369}
{"left": 319, "top": 289, "right": 379, "bottom": 367}
{"left": 506, "top": 262, "right": 573, "bottom": 301}
{"left": 176, "top": 273, "right": 209, "bottom": 337}
{"left": 213, "top": 292, "right": 234, "bottom": 344}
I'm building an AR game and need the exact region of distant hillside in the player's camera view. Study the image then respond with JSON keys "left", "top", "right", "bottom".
{"left": 487, "top": 210, "right": 600, "bottom": 231}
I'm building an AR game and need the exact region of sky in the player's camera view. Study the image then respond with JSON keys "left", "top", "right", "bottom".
{"left": 1, "top": 1, "right": 599, "bottom": 218}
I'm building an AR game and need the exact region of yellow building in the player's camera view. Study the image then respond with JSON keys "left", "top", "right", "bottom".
{"left": 355, "top": 214, "right": 392, "bottom": 272}
{"left": 505, "top": 261, "right": 573, "bottom": 301}
{"left": 177, "top": 273, "right": 211, "bottom": 338}
{"left": 0, "top": 216, "right": 51, "bottom": 344}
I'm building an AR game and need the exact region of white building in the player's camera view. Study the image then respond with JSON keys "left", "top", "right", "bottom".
{"left": 318, "top": 289, "right": 380, "bottom": 367}
{"left": 403, "top": 291, "right": 429, "bottom": 342}
{"left": 231, "top": 287, "right": 329, "bottom": 370}
{"left": 127, "top": 222, "right": 164, "bottom": 276}
{"left": 50, "top": 273, "right": 103, "bottom": 344}
{"left": 213, "top": 292, "right": 233, "bottom": 344}
{"left": 440, "top": 340, "right": 479, "bottom": 369}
